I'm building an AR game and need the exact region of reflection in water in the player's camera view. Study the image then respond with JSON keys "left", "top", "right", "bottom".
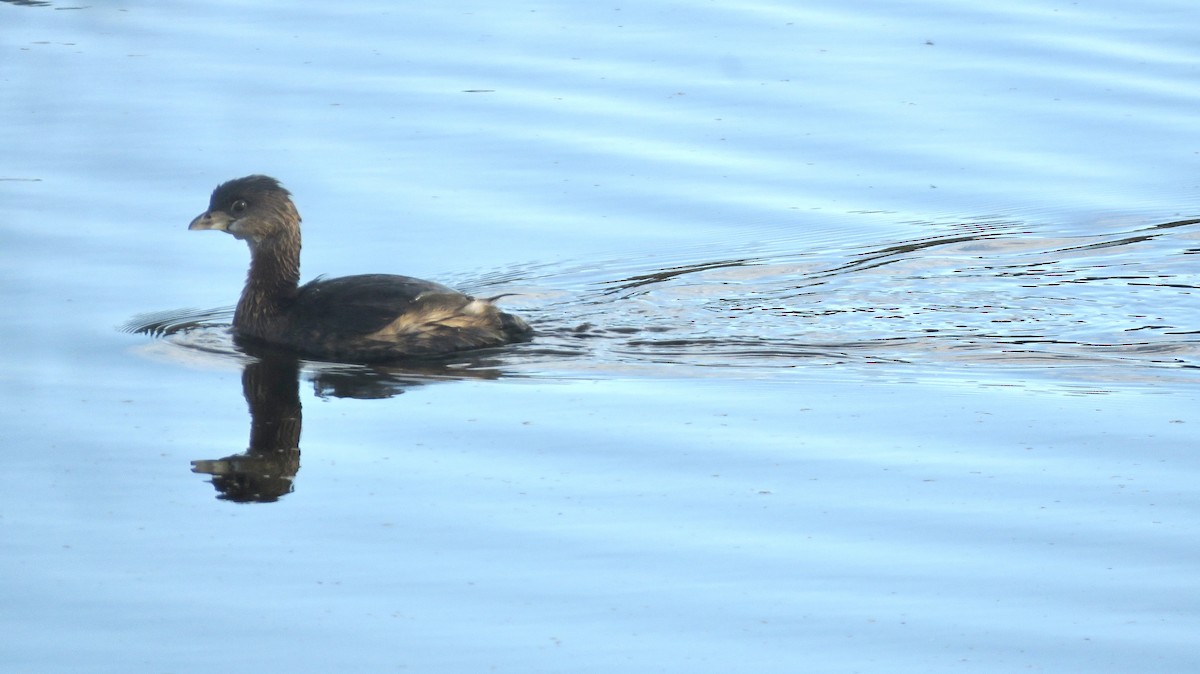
{"left": 125, "top": 215, "right": 1200, "bottom": 492}
{"left": 191, "top": 356, "right": 302, "bottom": 503}
{"left": 180, "top": 343, "right": 509, "bottom": 502}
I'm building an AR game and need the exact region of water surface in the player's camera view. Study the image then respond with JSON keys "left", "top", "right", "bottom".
{"left": 2, "top": 1, "right": 1198, "bottom": 672}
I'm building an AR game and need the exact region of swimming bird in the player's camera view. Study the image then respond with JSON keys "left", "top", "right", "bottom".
{"left": 188, "top": 175, "right": 531, "bottom": 361}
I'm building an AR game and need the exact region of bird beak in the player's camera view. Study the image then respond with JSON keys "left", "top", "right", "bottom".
{"left": 188, "top": 210, "right": 232, "bottom": 232}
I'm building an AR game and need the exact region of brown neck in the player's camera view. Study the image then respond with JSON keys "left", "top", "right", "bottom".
{"left": 234, "top": 230, "right": 301, "bottom": 338}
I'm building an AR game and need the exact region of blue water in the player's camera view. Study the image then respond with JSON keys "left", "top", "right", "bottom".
{"left": 2, "top": 1, "right": 1198, "bottom": 672}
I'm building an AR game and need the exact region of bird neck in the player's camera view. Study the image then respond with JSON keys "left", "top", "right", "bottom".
{"left": 235, "top": 231, "right": 301, "bottom": 335}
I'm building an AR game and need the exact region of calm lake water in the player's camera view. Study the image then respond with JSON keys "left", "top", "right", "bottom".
{"left": 2, "top": 0, "right": 1198, "bottom": 672}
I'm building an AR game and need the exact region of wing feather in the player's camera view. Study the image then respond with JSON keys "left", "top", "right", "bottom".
{"left": 291, "top": 274, "right": 467, "bottom": 338}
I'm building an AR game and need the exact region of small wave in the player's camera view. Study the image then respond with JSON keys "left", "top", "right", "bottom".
{"left": 122, "top": 306, "right": 235, "bottom": 337}
{"left": 125, "top": 214, "right": 1200, "bottom": 383}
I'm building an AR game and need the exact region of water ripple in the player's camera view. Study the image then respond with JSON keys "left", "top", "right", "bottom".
{"left": 510, "top": 214, "right": 1200, "bottom": 379}
{"left": 127, "top": 215, "right": 1200, "bottom": 383}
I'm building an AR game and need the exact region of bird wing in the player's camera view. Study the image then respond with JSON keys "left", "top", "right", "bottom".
{"left": 290, "top": 274, "right": 471, "bottom": 340}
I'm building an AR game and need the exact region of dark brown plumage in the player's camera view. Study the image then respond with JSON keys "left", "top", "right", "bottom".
{"left": 188, "top": 175, "right": 531, "bottom": 361}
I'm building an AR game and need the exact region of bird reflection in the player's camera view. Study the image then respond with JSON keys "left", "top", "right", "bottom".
{"left": 190, "top": 356, "right": 302, "bottom": 503}
{"left": 190, "top": 346, "right": 507, "bottom": 503}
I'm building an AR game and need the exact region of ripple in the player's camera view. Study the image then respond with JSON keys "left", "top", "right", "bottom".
{"left": 126, "top": 214, "right": 1200, "bottom": 384}
{"left": 504, "top": 213, "right": 1200, "bottom": 379}
{"left": 122, "top": 306, "right": 235, "bottom": 337}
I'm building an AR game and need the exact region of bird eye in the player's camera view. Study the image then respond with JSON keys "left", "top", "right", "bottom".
{"left": 230, "top": 199, "right": 248, "bottom": 215}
